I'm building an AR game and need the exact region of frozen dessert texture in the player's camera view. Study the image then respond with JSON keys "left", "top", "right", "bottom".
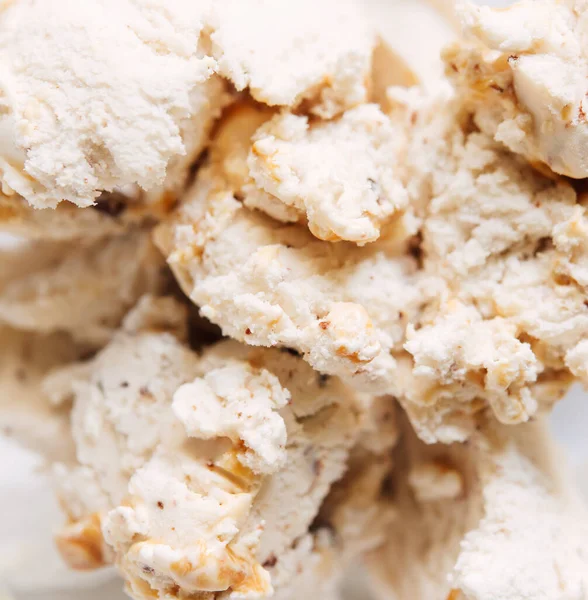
{"left": 382, "top": 90, "right": 582, "bottom": 442}
{"left": 0, "top": 325, "right": 82, "bottom": 462}
{"left": 370, "top": 38, "right": 420, "bottom": 112}
{"left": 364, "top": 0, "right": 458, "bottom": 88}
{"left": 47, "top": 297, "right": 386, "bottom": 599}
{"left": 0, "top": 192, "right": 130, "bottom": 242}
{"left": 0, "top": 184, "right": 196, "bottom": 243}
{"left": 404, "top": 303, "right": 539, "bottom": 425}
{"left": 0, "top": 0, "right": 222, "bottom": 209}
{"left": 208, "top": 0, "right": 372, "bottom": 117}
{"left": 2, "top": 1, "right": 588, "bottom": 599}
{"left": 172, "top": 360, "right": 289, "bottom": 476}
{"left": 156, "top": 178, "right": 419, "bottom": 394}
{"left": 446, "top": 0, "right": 588, "bottom": 178}
{"left": 246, "top": 104, "right": 409, "bottom": 244}
{"left": 0, "top": 0, "right": 373, "bottom": 209}
{"left": 368, "top": 417, "right": 588, "bottom": 600}
{"left": 0, "top": 231, "right": 166, "bottom": 346}
{"left": 155, "top": 102, "right": 422, "bottom": 396}
{"left": 157, "top": 88, "right": 585, "bottom": 443}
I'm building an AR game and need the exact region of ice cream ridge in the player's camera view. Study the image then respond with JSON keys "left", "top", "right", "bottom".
{"left": 0, "top": 0, "right": 587, "bottom": 599}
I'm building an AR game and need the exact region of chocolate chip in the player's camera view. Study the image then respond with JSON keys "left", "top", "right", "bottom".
{"left": 408, "top": 232, "right": 424, "bottom": 268}
{"left": 262, "top": 554, "right": 278, "bottom": 568}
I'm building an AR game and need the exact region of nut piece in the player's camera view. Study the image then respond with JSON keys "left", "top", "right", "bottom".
{"left": 55, "top": 514, "right": 110, "bottom": 570}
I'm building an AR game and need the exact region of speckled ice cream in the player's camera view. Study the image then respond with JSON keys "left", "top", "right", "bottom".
{"left": 1, "top": 1, "right": 588, "bottom": 599}
{"left": 155, "top": 103, "right": 421, "bottom": 396}
{"left": 48, "top": 297, "right": 388, "bottom": 599}
{"left": 246, "top": 104, "right": 409, "bottom": 244}
{"left": 157, "top": 86, "right": 588, "bottom": 444}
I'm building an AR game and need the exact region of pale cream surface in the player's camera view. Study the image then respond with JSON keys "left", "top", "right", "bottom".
{"left": 396, "top": 90, "right": 584, "bottom": 442}
{"left": 246, "top": 105, "right": 408, "bottom": 244}
{"left": 448, "top": 0, "right": 588, "bottom": 178}
{"left": 47, "top": 297, "right": 386, "bottom": 600}
{"left": 368, "top": 418, "right": 588, "bottom": 600}
{"left": 0, "top": 2, "right": 588, "bottom": 600}
{"left": 155, "top": 103, "right": 422, "bottom": 398}
{"left": 0, "top": 0, "right": 373, "bottom": 209}
{"left": 0, "top": 325, "right": 81, "bottom": 462}
{"left": 157, "top": 87, "right": 587, "bottom": 444}
{"left": 0, "top": 231, "right": 166, "bottom": 347}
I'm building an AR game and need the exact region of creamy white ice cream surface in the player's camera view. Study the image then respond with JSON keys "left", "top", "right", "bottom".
{"left": 1, "top": 1, "right": 588, "bottom": 600}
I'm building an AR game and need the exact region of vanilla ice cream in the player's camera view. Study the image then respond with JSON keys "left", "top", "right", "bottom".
{"left": 369, "top": 416, "right": 588, "bottom": 600}
{"left": 0, "top": 0, "right": 373, "bottom": 209}
{"left": 46, "top": 296, "right": 390, "bottom": 599}
{"left": 447, "top": 0, "right": 588, "bottom": 178}
{"left": 0, "top": 231, "right": 166, "bottom": 346}
{"left": 0, "top": 1, "right": 587, "bottom": 600}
